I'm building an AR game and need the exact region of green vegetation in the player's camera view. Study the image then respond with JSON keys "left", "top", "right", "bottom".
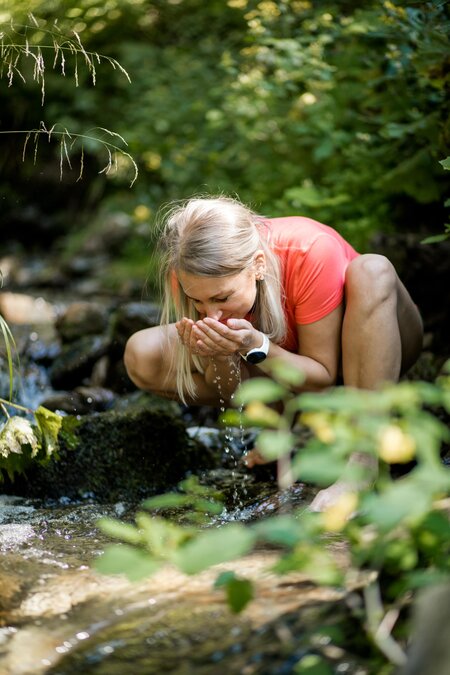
{"left": 1, "top": 0, "right": 448, "bottom": 287}
{"left": 96, "top": 361, "right": 450, "bottom": 669}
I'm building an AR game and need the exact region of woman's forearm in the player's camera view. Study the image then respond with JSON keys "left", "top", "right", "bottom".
{"left": 258, "top": 342, "right": 337, "bottom": 391}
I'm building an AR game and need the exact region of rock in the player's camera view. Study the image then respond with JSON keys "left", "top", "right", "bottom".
{"left": 0, "top": 292, "right": 55, "bottom": 324}
{"left": 109, "top": 302, "right": 161, "bottom": 355}
{"left": 49, "top": 335, "right": 110, "bottom": 389}
{"left": 3, "top": 398, "right": 218, "bottom": 502}
{"left": 40, "top": 386, "right": 116, "bottom": 415}
{"left": 55, "top": 301, "right": 110, "bottom": 343}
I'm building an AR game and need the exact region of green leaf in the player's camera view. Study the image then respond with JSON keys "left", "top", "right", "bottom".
{"left": 274, "top": 544, "right": 342, "bottom": 586}
{"left": 253, "top": 514, "right": 306, "bottom": 547}
{"left": 234, "top": 378, "right": 286, "bottom": 406}
{"left": 294, "top": 653, "right": 333, "bottom": 674}
{"left": 257, "top": 429, "right": 296, "bottom": 460}
{"left": 34, "top": 406, "right": 62, "bottom": 459}
{"left": 142, "top": 493, "right": 192, "bottom": 510}
{"left": 265, "top": 358, "right": 306, "bottom": 387}
{"left": 292, "top": 450, "right": 347, "bottom": 486}
{"left": 173, "top": 524, "right": 256, "bottom": 574}
{"left": 214, "top": 571, "right": 254, "bottom": 613}
{"left": 439, "top": 156, "right": 450, "bottom": 170}
{"left": 95, "top": 544, "right": 160, "bottom": 581}
{"left": 362, "top": 479, "right": 432, "bottom": 531}
{"left": 421, "top": 234, "right": 449, "bottom": 244}
{"left": 0, "top": 315, "right": 17, "bottom": 401}
{"left": 97, "top": 517, "right": 143, "bottom": 545}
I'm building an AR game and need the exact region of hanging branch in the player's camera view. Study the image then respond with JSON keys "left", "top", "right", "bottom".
{"left": 2, "top": 123, "right": 138, "bottom": 186}
{"left": 0, "top": 17, "right": 131, "bottom": 106}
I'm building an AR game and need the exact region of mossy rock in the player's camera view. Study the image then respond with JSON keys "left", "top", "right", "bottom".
{"left": 7, "top": 402, "right": 218, "bottom": 503}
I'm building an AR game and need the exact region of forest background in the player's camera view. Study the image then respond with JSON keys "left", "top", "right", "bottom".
{"left": 0, "top": 0, "right": 449, "bottom": 300}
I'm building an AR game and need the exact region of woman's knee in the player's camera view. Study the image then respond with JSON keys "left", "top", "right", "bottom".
{"left": 345, "top": 254, "right": 397, "bottom": 307}
{"left": 124, "top": 328, "right": 164, "bottom": 390}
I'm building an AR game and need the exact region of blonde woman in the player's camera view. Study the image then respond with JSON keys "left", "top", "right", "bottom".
{"left": 124, "top": 196, "right": 423, "bottom": 508}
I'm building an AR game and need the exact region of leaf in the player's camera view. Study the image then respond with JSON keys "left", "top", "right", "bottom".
{"left": 173, "top": 524, "right": 256, "bottom": 574}
{"left": 362, "top": 479, "right": 432, "bottom": 531}
{"left": 142, "top": 493, "right": 192, "bottom": 510}
{"left": 421, "top": 234, "right": 449, "bottom": 244}
{"left": 95, "top": 544, "right": 160, "bottom": 581}
{"left": 292, "top": 450, "right": 347, "bottom": 486}
{"left": 265, "top": 358, "right": 306, "bottom": 387}
{"left": 234, "top": 378, "right": 286, "bottom": 406}
{"left": 0, "top": 416, "right": 39, "bottom": 458}
{"left": 294, "top": 654, "right": 333, "bottom": 674}
{"left": 439, "top": 156, "right": 450, "bottom": 170}
{"left": 34, "top": 406, "right": 62, "bottom": 459}
{"left": 97, "top": 518, "right": 143, "bottom": 545}
{"left": 257, "top": 429, "right": 296, "bottom": 461}
{"left": 253, "top": 514, "right": 306, "bottom": 547}
{"left": 214, "top": 571, "right": 254, "bottom": 613}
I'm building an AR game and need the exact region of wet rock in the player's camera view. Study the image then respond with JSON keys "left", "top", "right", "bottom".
{"left": 56, "top": 301, "right": 110, "bottom": 343}
{"left": 109, "top": 302, "right": 161, "bottom": 355}
{"left": 3, "top": 398, "right": 218, "bottom": 502}
{"left": 39, "top": 386, "right": 116, "bottom": 415}
{"left": 0, "top": 292, "right": 55, "bottom": 324}
{"left": 49, "top": 335, "right": 111, "bottom": 390}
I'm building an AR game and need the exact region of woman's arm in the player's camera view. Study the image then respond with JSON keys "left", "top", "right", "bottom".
{"left": 192, "top": 303, "right": 344, "bottom": 393}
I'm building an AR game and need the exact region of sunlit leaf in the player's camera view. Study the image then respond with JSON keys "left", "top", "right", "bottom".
{"left": 173, "top": 524, "right": 256, "bottom": 574}
{"left": 142, "top": 493, "right": 192, "bottom": 510}
{"left": 265, "top": 358, "right": 306, "bottom": 387}
{"left": 234, "top": 378, "right": 286, "bottom": 406}
{"left": 97, "top": 518, "right": 143, "bottom": 545}
{"left": 34, "top": 406, "right": 62, "bottom": 458}
{"left": 95, "top": 544, "right": 160, "bottom": 581}
{"left": 257, "top": 429, "right": 296, "bottom": 460}
{"left": 294, "top": 653, "right": 333, "bottom": 674}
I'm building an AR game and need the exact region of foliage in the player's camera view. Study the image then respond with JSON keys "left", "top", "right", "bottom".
{"left": 0, "top": 13, "right": 137, "bottom": 187}
{"left": 1, "top": 0, "right": 449, "bottom": 267}
{"left": 0, "top": 402, "right": 63, "bottom": 481}
{"left": 96, "top": 362, "right": 450, "bottom": 668}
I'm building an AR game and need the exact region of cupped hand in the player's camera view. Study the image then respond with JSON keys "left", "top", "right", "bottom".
{"left": 175, "top": 317, "right": 198, "bottom": 353}
{"left": 191, "top": 317, "right": 259, "bottom": 357}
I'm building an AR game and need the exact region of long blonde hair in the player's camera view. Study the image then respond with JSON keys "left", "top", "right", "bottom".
{"left": 158, "top": 195, "right": 286, "bottom": 402}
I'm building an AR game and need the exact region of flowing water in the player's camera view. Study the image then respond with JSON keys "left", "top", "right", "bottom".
{"left": 0, "top": 307, "right": 369, "bottom": 675}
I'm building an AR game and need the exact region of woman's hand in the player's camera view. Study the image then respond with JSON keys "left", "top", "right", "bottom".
{"left": 191, "top": 317, "right": 261, "bottom": 357}
{"left": 176, "top": 317, "right": 200, "bottom": 354}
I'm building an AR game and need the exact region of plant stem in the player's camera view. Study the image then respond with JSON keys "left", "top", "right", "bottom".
{"left": 363, "top": 579, "right": 407, "bottom": 666}
{"left": 0, "top": 398, "right": 33, "bottom": 414}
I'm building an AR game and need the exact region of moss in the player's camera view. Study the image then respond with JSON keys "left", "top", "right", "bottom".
{"left": 7, "top": 405, "right": 218, "bottom": 503}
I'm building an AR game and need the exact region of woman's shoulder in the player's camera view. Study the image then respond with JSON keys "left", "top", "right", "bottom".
{"left": 264, "top": 215, "right": 336, "bottom": 248}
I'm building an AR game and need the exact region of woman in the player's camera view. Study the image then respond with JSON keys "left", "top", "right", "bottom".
{"left": 125, "top": 196, "right": 423, "bottom": 507}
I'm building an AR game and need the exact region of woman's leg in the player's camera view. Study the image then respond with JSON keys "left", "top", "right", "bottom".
{"left": 310, "top": 254, "right": 423, "bottom": 511}
{"left": 124, "top": 324, "right": 224, "bottom": 405}
{"left": 342, "top": 254, "right": 423, "bottom": 388}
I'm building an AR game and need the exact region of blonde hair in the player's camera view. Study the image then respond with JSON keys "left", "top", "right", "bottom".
{"left": 158, "top": 195, "right": 286, "bottom": 402}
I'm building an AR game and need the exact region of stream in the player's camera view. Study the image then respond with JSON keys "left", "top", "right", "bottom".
{"left": 0, "top": 286, "right": 373, "bottom": 674}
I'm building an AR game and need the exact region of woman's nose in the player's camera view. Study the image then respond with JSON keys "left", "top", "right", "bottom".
{"left": 205, "top": 306, "right": 222, "bottom": 320}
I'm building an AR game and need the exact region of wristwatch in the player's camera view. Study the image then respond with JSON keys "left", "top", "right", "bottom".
{"left": 241, "top": 332, "right": 270, "bottom": 365}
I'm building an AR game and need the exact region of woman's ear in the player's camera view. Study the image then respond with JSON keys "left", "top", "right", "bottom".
{"left": 253, "top": 250, "right": 266, "bottom": 280}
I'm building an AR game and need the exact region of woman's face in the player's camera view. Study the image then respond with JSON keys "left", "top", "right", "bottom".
{"left": 177, "top": 267, "right": 258, "bottom": 321}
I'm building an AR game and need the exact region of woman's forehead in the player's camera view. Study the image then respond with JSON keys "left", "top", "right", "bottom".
{"left": 178, "top": 269, "right": 249, "bottom": 297}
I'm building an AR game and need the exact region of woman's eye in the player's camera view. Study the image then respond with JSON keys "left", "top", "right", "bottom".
{"left": 215, "top": 297, "right": 229, "bottom": 303}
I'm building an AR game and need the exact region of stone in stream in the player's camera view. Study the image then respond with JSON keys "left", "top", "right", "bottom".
{"left": 2, "top": 395, "right": 218, "bottom": 503}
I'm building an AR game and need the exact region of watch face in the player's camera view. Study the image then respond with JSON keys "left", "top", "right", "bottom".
{"left": 245, "top": 350, "right": 267, "bottom": 365}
